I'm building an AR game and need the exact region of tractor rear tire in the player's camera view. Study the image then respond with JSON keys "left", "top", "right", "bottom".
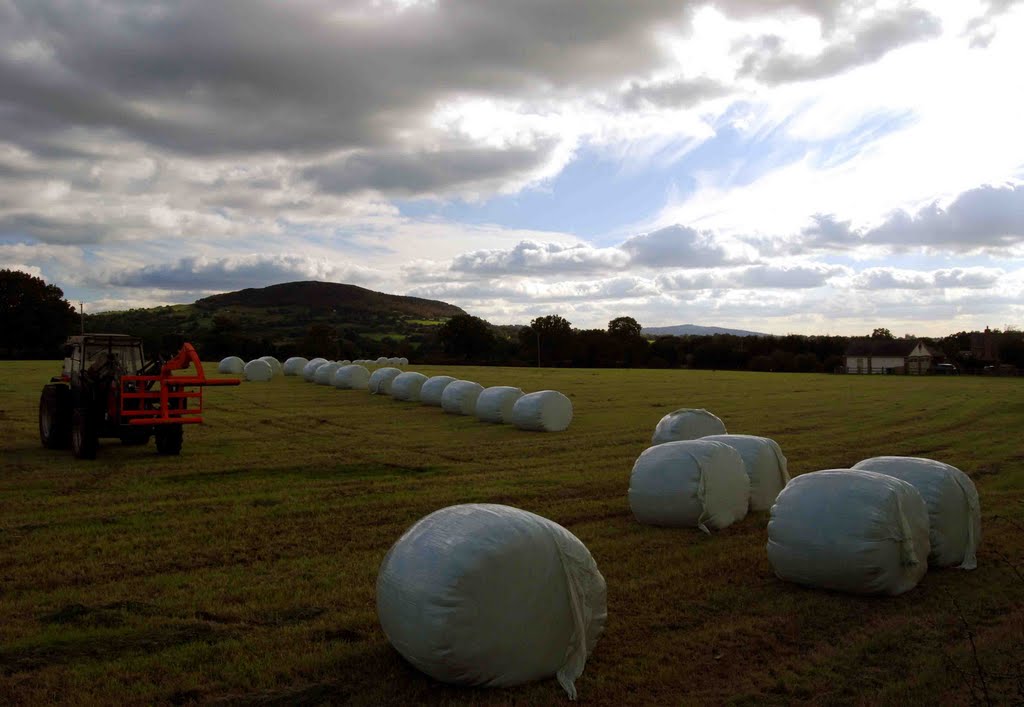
{"left": 39, "top": 384, "right": 72, "bottom": 449}
{"left": 156, "top": 425, "right": 183, "bottom": 456}
{"left": 120, "top": 430, "right": 151, "bottom": 446}
{"left": 71, "top": 408, "right": 98, "bottom": 460}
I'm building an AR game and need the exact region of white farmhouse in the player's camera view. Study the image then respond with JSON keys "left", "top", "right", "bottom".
{"left": 844, "top": 339, "right": 946, "bottom": 374}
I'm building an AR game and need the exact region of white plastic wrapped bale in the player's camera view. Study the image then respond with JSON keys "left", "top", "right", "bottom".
{"left": 420, "top": 375, "right": 457, "bottom": 406}
{"left": 852, "top": 456, "right": 980, "bottom": 570}
{"left": 377, "top": 504, "right": 607, "bottom": 699}
{"left": 441, "top": 380, "right": 484, "bottom": 415}
{"left": 282, "top": 356, "right": 308, "bottom": 376}
{"left": 301, "top": 357, "right": 329, "bottom": 381}
{"left": 338, "top": 359, "right": 351, "bottom": 365}
{"left": 398, "top": 357, "right": 409, "bottom": 366}
{"left": 701, "top": 434, "right": 790, "bottom": 512}
{"left": 391, "top": 371, "right": 428, "bottom": 401}
{"left": 333, "top": 364, "right": 370, "bottom": 390}
{"left": 243, "top": 359, "right": 273, "bottom": 382}
{"left": 368, "top": 367, "right": 403, "bottom": 395}
{"left": 767, "top": 469, "right": 930, "bottom": 595}
{"left": 258, "top": 355, "right": 282, "bottom": 377}
{"left": 476, "top": 386, "right": 525, "bottom": 424}
{"left": 375, "top": 356, "right": 389, "bottom": 365}
{"left": 218, "top": 356, "right": 244, "bottom": 374}
{"left": 628, "top": 440, "right": 750, "bottom": 532}
{"left": 510, "top": 391, "right": 573, "bottom": 432}
{"left": 314, "top": 362, "right": 341, "bottom": 385}
{"left": 652, "top": 408, "right": 727, "bottom": 445}
{"left": 386, "top": 357, "right": 401, "bottom": 366}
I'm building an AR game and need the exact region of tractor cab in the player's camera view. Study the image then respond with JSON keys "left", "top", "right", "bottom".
{"left": 60, "top": 334, "right": 147, "bottom": 387}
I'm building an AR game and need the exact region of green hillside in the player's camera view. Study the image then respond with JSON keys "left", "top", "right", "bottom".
{"left": 84, "top": 281, "right": 467, "bottom": 359}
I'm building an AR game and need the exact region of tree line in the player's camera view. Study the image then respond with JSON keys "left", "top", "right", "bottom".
{"left": 3, "top": 269, "right": 1022, "bottom": 372}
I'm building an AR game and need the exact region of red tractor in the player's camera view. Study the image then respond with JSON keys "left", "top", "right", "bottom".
{"left": 39, "top": 334, "right": 240, "bottom": 459}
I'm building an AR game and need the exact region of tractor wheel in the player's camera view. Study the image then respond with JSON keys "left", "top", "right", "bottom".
{"left": 39, "top": 384, "right": 72, "bottom": 449}
{"left": 71, "top": 408, "right": 98, "bottom": 460}
{"left": 120, "top": 429, "right": 151, "bottom": 446}
{"left": 155, "top": 425, "right": 183, "bottom": 456}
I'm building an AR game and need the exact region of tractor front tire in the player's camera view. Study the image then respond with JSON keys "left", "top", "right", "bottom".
{"left": 39, "top": 384, "right": 71, "bottom": 449}
{"left": 156, "top": 425, "right": 183, "bottom": 456}
{"left": 71, "top": 408, "right": 98, "bottom": 460}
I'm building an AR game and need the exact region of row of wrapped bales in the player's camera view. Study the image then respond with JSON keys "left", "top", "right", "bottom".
{"left": 767, "top": 457, "right": 981, "bottom": 595}
{"left": 377, "top": 503, "right": 606, "bottom": 699}
{"left": 314, "top": 362, "right": 342, "bottom": 385}
{"left": 221, "top": 356, "right": 285, "bottom": 381}
{"left": 417, "top": 376, "right": 572, "bottom": 431}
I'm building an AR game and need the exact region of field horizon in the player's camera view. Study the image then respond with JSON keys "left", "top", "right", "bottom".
{"left": 2, "top": 362, "right": 1022, "bottom": 705}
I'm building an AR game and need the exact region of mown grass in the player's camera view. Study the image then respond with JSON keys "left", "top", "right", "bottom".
{"left": 1, "top": 362, "right": 1022, "bottom": 705}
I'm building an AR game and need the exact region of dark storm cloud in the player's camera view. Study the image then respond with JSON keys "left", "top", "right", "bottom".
{"left": 304, "top": 144, "right": 556, "bottom": 197}
{"left": 738, "top": 7, "right": 942, "bottom": 84}
{"left": 621, "top": 76, "right": 732, "bottom": 110}
{"left": 1, "top": 0, "right": 691, "bottom": 158}
{"left": 107, "top": 254, "right": 378, "bottom": 290}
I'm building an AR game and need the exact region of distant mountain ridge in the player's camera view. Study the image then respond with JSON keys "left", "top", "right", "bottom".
{"left": 642, "top": 324, "right": 767, "bottom": 337}
{"left": 85, "top": 280, "right": 467, "bottom": 357}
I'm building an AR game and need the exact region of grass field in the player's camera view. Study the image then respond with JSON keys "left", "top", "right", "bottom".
{"left": 1, "top": 362, "right": 1022, "bottom": 705}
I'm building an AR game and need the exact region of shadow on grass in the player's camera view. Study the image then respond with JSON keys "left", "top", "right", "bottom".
{"left": 0, "top": 623, "right": 228, "bottom": 676}
{"left": 162, "top": 462, "right": 443, "bottom": 484}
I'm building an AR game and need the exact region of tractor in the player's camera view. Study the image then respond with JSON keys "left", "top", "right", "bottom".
{"left": 39, "top": 334, "right": 240, "bottom": 459}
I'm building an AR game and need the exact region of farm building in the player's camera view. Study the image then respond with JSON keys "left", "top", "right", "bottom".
{"left": 844, "top": 339, "right": 946, "bottom": 374}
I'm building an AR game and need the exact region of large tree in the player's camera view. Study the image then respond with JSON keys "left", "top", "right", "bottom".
{"left": 528, "top": 314, "right": 574, "bottom": 366}
{"left": 437, "top": 314, "right": 497, "bottom": 361}
{"left": 0, "top": 269, "right": 78, "bottom": 358}
{"left": 608, "top": 316, "right": 642, "bottom": 340}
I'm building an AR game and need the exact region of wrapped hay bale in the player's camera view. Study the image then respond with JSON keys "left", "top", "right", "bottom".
{"left": 375, "top": 356, "right": 389, "bottom": 366}
{"left": 243, "top": 359, "right": 273, "bottom": 382}
{"left": 852, "top": 456, "right": 980, "bottom": 569}
{"left": 369, "top": 367, "right": 403, "bottom": 395}
{"left": 476, "top": 386, "right": 525, "bottom": 424}
{"left": 333, "top": 364, "right": 370, "bottom": 390}
{"left": 301, "top": 358, "right": 329, "bottom": 381}
{"left": 391, "top": 372, "right": 428, "bottom": 401}
{"left": 218, "top": 356, "right": 244, "bottom": 374}
{"left": 386, "top": 357, "right": 401, "bottom": 366}
{"left": 338, "top": 359, "right": 351, "bottom": 366}
{"left": 258, "top": 356, "right": 282, "bottom": 377}
{"left": 420, "top": 375, "right": 457, "bottom": 406}
{"left": 767, "top": 469, "right": 930, "bottom": 595}
{"left": 702, "top": 434, "right": 790, "bottom": 511}
{"left": 314, "top": 362, "right": 341, "bottom": 385}
{"left": 377, "top": 503, "right": 607, "bottom": 699}
{"left": 510, "top": 391, "right": 573, "bottom": 432}
{"left": 282, "top": 357, "right": 308, "bottom": 376}
{"left": 628, "top": 440, "right": 749, "bottom": 531}
{"left": 441, "top": 380, "right": 484, "bottom": 415}
{"left": 398, "top": 357, "right": 409, "bottom": 366}
{"left": 652, "top": 408, "right": 726, "bottom": 445}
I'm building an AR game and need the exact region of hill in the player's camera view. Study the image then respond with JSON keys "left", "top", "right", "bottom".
{"left": 642, "top": 324, "right": 766, "bottom": 337}
{"left": 84, "top": 281, "right": 467, "bottom": 359}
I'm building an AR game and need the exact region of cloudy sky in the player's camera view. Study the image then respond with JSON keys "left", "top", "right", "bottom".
{"left": 2, "top": 0, "right": 1023, "bottom": 336}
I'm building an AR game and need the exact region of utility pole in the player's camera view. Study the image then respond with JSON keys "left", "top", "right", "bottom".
{"left": 536, "top": 328, "right": 541, "bottom": 368}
